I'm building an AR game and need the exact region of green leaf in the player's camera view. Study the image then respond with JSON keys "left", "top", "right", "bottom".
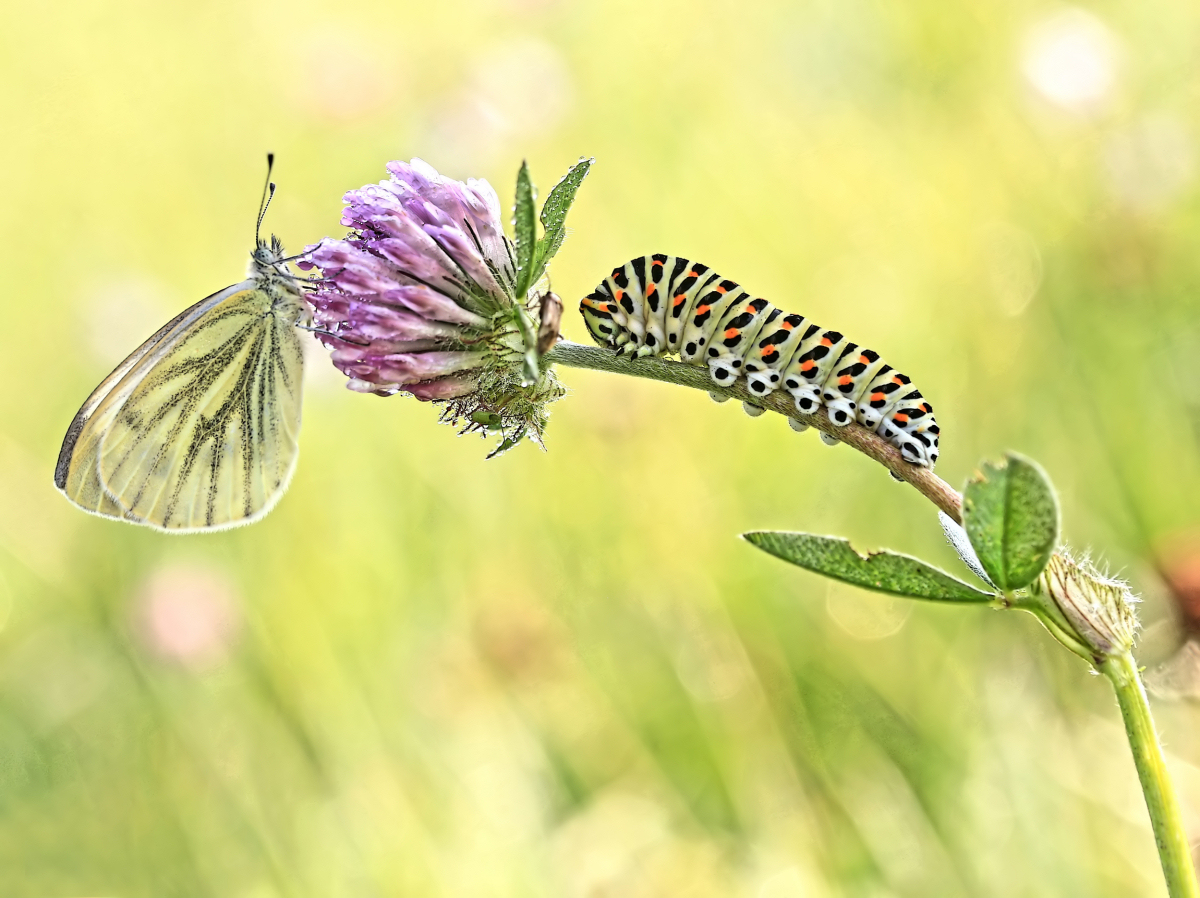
{"left": 531, "top": 157, "right": 593, "bottom": 284}
{"left": 513, "top": 161, "right": 536, "bottom": 297}
{"left": 962, "top": 453, "right": 1060, "bottom": 591}
{"left": 743, "top": 531, "right": 996, "bottom": 603}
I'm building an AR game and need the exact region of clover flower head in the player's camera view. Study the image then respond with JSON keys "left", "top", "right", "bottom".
{"left": 1036, "top": 549, "right": 1140, "bottom": 658}
{"left": 301, "top": 156, "right": 591, "bottom": 453}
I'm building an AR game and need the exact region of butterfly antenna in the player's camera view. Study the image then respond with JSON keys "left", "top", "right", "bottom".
{"left": 255, "top": 153, "right": 276, "bottom": 246}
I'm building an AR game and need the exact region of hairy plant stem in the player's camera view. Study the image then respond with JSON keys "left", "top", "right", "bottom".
{"left": 546, "top": 340, "right": 964, "bottom": 520}
{"left": 547, "top": 338, "right": 1197, "bottom": 894}
{"left": 1100, "top": 653, "right": 1199, "bottom": 898}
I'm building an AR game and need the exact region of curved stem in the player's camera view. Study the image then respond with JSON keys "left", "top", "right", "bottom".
{"left": 546, "top": 340, "right": 965, "bottom": 523}
{"left": 1100, "top": 652, "right": 1199, "bottom": 898}
{"left": 546, "top": 340, "right": 1197, "bottom": 895}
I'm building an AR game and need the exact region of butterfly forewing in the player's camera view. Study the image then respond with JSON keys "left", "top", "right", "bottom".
{"left": 90, "top": 285, "right": 305, "bottom": 530}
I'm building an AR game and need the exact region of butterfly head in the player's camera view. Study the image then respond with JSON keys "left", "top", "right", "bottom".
{"left": 251, "top": 234, "right": 285, "bottom": 268}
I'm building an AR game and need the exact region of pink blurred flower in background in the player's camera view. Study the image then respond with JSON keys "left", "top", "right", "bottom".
{"left": 134, "top": 564, "right": 240, "bottom": 668}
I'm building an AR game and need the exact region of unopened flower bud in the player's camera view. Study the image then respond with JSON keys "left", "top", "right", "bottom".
{"left": 1035, "top": 550, "right": 1140, "bottom": 658}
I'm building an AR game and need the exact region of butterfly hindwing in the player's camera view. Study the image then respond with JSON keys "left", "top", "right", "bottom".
{"left": 56, "top": 281, "right": 306, "bottom": 531}
{"left": 94, "top": 284, "right": 305, "bottom": 531}
{"left": 55, "top": 286, "right": 239, "bottom": 520}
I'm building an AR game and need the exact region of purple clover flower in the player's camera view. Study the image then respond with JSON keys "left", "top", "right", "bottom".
{"left": 302, "top": 157, "right": 591, "bottom": 452}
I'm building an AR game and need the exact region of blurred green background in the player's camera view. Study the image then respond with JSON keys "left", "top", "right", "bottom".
{"left": 5, "top": 0, "right": 1200, "bottom": 894}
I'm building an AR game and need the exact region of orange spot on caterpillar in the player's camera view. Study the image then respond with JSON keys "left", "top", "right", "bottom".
{"left": 859, "top": 354, "right": 869, "bottom": 365}
{"left": 744, "top": 304, "right": 755, "bottom": 314}
{"left": 646, "top": 283, "right": 657, "bottom": 295}
{"left": 615, "top": 290, "right": 624, "bottom": 301}
{"left": 673, "top": 295, "right": 687, "bottom": 307}
{"left": 696, "top": 304, "right": 711, "bottom": 315}
{"left": 894, "top": 413, "right": 909, "bottom": 424}
{"left": 892, "top": 376, "right": 904, "bottom": 384}
{"left": 782, "top": 321, "right": 794, "bottom": 330}
{"left": 920, "top": 403, "right": 930, "bottom": 413}
{"left": 762, "top": 346, "right": 778, "bottom": 359}
{"left": 716, "top": 286, "right": 728, "bottom": 294}
{"left": 821, "top": 337, "right": 833, "bottom": 347}
{"left": 838, "top": 375, "right": 852, "bottom": 386}
{"left": 870, "top": 392, "right": 885, "bottom": 402}
{"left": 800, "top": 360, "right": 816, "bottom": 372}
{"left": 688, "top": 270, "right": 699, "bottom": 277}
{"left": 724, "top": 328, "right": 739, "bottom": 340}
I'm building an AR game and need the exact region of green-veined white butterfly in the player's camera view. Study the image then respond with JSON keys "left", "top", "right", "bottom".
{"left": 55, "top": 157, "right": 313, "bottom": 531}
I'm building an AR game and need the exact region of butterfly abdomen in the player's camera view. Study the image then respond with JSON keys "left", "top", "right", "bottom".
{"left": 578, "top": 254, "right": 940, "bottom": 468}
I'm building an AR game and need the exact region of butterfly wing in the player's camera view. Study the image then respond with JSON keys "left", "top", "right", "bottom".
{"left": 55, "top": 286, "right": 240, "bottom": 520}
{"left": 57, "top": 282, "right": 307, "bottom": 531}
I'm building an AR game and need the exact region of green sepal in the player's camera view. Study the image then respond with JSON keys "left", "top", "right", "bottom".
{"left": 487, "top": 426, "right": 527, "bottom": 460}
{"left": 531, "top": 157, "right": 592, "bottom": 285}
{"left": 513, "top": 161, "right": 537, "bottom": 298}
{"left": 471, "top": 410, "right": 503, "bottom": 428}
{"left": 743, "top": 531, "right": 997, "bottom": 603}
{"left": 962, "top": 453, "right": 1060, "bottom": 591}
{"left": 512, "top": 305, "right": 540, "bottom": 386}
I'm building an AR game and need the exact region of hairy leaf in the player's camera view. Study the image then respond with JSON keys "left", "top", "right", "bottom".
{"left": 532, "top": 157, "right": 593, "bottom": 281}
{"left": 513, "top": 161, "right": 536, "bottom": 297}
{"left": 962, "top": 453, "right": 1060, "bottom": 591}
{"left": 743, "top": 531, "right": 996, "bottom": 602}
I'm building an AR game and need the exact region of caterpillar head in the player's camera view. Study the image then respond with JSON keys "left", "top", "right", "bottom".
{"left": 579, "top": 296, "right": 619, "bottom": 348}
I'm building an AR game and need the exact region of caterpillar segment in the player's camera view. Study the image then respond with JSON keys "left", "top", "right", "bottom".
{"left": 679, "top": 277, "right": 749, "bottom": 367}
{"left": 703, "top": 295, "right": 773, "bottom": 387}
{"left": 878, "top": 392, "right": 940, "bottom": 466}
{"left": 744, "top": 311, "right": 804, "bottom": 396}
{"left": 781, "top": 328, "right": 850, "bottom": 417}
{"left": 822, "top": 346, "right": 890, "bottom": 428}
{"left": 577, "top": 255, "right": 941, "bottom": 469}
{"left": 665, "top": 261, "right": 718, "bottom": 352}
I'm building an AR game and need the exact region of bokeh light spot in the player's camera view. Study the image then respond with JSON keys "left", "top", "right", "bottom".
{"left": 825, "top": 581, "right": 912, "bottom": 640}
{"left": 1021, "top": 8, "right": 1119, "bottom": 113}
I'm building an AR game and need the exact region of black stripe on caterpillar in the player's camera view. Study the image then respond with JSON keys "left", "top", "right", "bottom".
{"left": 579, "top": 254, "right": 940, "bottom": 467}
